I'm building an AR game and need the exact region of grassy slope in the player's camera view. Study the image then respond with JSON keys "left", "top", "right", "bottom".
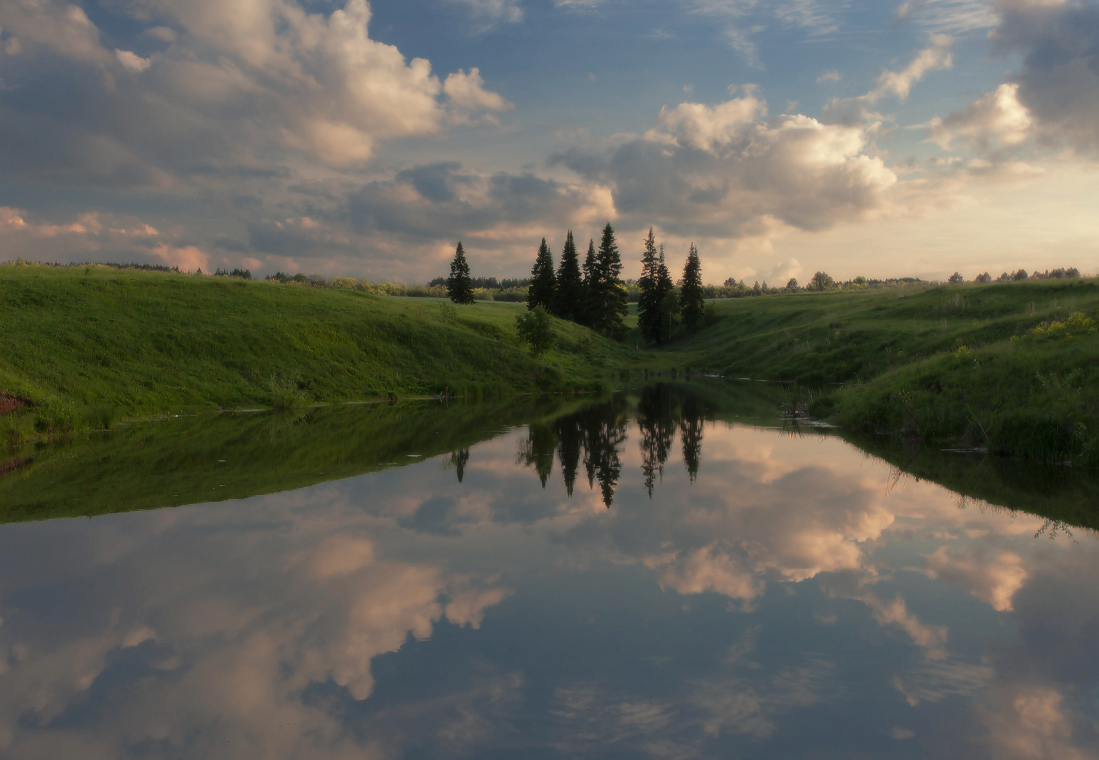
{"left": 670, "top": 279, "right": 1099, "bottom": 464}
{"left": 0, "top": 265, "right": 634, "bottom": 442}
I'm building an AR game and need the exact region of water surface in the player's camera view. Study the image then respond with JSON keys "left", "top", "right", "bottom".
{"left": 0, "top": 384, "right": 1096, "bottom": 759}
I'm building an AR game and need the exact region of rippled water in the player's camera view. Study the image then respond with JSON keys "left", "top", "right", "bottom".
{"left": 0, "top": 384, "right": 1096, "bottom": 758}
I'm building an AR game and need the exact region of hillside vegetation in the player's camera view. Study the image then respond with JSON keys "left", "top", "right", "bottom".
{"left": 0, "top": 264, "right": 630, "bottom": 444}
{"left": 675, "top": 278, "right": 1099, "bottom": 464}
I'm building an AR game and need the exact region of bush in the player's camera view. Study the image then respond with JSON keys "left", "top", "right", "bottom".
{"left": 515, "top": 306, "right": 555, "bottom": 358}
{"left": 269, "top": 374, "right": 309, "bottom": 410}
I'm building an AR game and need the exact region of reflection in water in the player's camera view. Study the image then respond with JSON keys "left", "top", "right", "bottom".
{"left": 450, "top": 449, "right": 470, "bottom": 483}
{"left": 1, "top": 383, "right": 1099, "bottom": 759}
{"left": 513, "top": 385, "right": 708, "bottom": 505}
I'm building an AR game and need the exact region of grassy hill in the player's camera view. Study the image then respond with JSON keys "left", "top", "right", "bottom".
{"left": 671, "top": 278, "right": 1099, "bottom": 465}
{"left": 0, "top": 264, "right": 633, "bottom": 444}
{"left": 3, "top": 264, "right": 1098, "bottom": 466}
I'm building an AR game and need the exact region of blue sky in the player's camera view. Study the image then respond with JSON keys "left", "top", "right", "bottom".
{"left": 0, "top": 0, "right": 1096, "bottom": 283}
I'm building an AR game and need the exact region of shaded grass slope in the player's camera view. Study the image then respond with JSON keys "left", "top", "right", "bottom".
{"left": 676, "top": 279, "right": 1099, "bottom": 464}
{"left": 0, "top": 265, "right": 632, "bottom": 443}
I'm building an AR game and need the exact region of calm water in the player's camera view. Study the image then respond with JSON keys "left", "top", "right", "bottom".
{"left": 0, "top": 385, "right": 1097, "bottom": 759}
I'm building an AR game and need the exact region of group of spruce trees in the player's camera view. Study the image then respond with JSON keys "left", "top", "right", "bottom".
{"left": 526, "top": 223, "right": 630, "bottom": 338}
{"left": 446, "top": 222, "right": 706, "bottom": 345}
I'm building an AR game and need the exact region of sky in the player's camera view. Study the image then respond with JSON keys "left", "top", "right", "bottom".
{"left": 0, "top": 0, "right": 1096, "bottom": 284}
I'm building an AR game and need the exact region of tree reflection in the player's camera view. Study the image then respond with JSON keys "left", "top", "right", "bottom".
{"left": 638, "top": 385, "right": 678, "bottom": 498}
{"left": 681, "top": 394, "right": 704, "bottom": 483}
{"left": 449, "top": 449, "right": 470, "bottom": 483}
{"left": 517, "top": 423, "right": 557, "bottom": 488}
{"left": 515, "top": 387, "right": 711, "bottom": 506}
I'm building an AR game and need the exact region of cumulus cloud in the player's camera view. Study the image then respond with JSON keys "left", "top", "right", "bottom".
{"left": 988, "top": 0, "right": 1099, "bottom": 153}
{"left": 0, "top": 0, "right": 511, "bottom": 177}
{"left": 0, "top": 206, "right": 213, "bottom": 270}
{"left": 552, "top": 91, "right": 898, "bottom": 239}
{"left": 928, "top": 82, "right": 1033, "bottom": 150}
{"left": 444, "top": 67, "right": 515, "bottom": 124}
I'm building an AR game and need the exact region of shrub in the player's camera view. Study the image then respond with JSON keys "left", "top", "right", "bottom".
{"left": 269, "top": 374, "right": 309, "bottom": 410}
{"left": 515, "top": 306, "right": 555, "bottom": 358}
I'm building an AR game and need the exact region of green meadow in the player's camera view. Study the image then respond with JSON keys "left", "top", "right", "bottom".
{"left": 2, "top": 263, "right": 1098, "bottom": 466}
{"left": 670, "top": 278, "right": 1099, "bottom": 465}
{"left": 0, "top": 264, "right": 631, "bottom": 444}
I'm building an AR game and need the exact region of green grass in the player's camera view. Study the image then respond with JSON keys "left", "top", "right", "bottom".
{"left": 0, "top": 264, "right": 634, "bottom": 443}
{"left": 661, "top": 279, "right": 1099, "bottom": 464}
{"left": 4, "top": 264, "right": 1098, "bottom": 466}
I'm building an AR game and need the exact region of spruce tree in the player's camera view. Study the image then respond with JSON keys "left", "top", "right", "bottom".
{"left": 552, "top": 231, "right": 584, "bottom": 321}
{"left": 592, "top": 223, "right": 628, "bottom": 338}
{"left": 446, "top": 242, "right": 474, "bottom": 305}
{"left": 637, "top": 228, "right": 661, "bottom": 344}
{"left": 680, "top": 243, "right": 705, "bottom": 332}
{"left": 527, "top": 237, "right": 556, "bottom": 310}
{"left": 655, "top": 244, "right": 678, "bottom": 343}
{"left": 580, "top": 238, "right": 598, "bottom": 326}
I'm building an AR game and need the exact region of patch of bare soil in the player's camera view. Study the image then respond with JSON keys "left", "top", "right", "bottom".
{"left": 0, "top": 394, "right": 28, "bottom": 416}
{"left": 0, "top": 457, "right": 31, "bottom": 477}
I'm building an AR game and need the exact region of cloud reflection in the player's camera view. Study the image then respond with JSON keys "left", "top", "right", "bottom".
{"left": 0, "top": 386, "right": 1096, "bottom": 757}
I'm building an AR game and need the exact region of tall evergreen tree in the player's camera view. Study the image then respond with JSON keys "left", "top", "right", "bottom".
{"left": 552, "top": 231, "right": 584, "bottom": 321}
{"left": 527, "top": 237, "right": 556, "bottom": 310}
{"left": 580, "top": 238, "right": 598, "bottom": 326}
{"left": 591, "top": 223, "right": 628, "bottom": 338}
{"left": 655, "top": 244, "right": 678, "bottom": 343}
{"left": 637, "top": 228, "right": 661, "bottom": 344}
{"left": 680, "top": 243, "right": 705, "bottom": 331}
{"left": 446, "top": 242, "right": 474, "bottom": 304}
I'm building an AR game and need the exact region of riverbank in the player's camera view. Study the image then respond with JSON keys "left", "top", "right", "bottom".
{"left": 0, "top": 264, "right": 631, "bottom": 444}
{"left": 676, "top": 278, "right": 1099, "bottom": 465}
{"left": 3, "top": 265, "right": 1098, "bottom": 464}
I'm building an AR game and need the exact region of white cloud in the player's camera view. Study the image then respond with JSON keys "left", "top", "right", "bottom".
{"left": 988, "top": 0, "right": 1099, "bottom": 153}
{"left": 866, "top": 33, "right": 954, "bottom": 102}
{"left": 114, "top": 49, "right": 151, "bottom": 72}
{"left": 443, "top": 67, "right": 515, "bottom": 124}
{"left": 0, "top": 206, "right": 212, "bottom": 271}
{"left": 447, "top": 0, "right": 524, "bottom": 25}
{"left": 928, "top": 82, "right": 1032, "bottom": 150}
{"left": 0, "top": 0, "right": 511, "bottom": 171}
{"left": 553, "top": 94, "right": 898, "bottom": 240}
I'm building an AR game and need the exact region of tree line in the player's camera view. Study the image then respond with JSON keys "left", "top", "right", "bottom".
{"left": 446, "top": 224, "right": 707, "bottom": 345}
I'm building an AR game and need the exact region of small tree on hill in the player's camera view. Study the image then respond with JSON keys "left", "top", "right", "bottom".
{"left": 786, "top": 277, "right": 799, "bottom": 291}
{"left": 553, "top": 231, "right": 584, "bottom": 321}
{"left": 948, "top": 272, "right": 964, "bottom": 284}
{"left": 447, "top": 242, "right": 475, "bottom": 304}
{"left": 516, "top": 305, "right": 555, "bottom": 357}
{"left": 637, "top": 228, "right": 661, "bottom": 344}
{"left": 809, "top": 271, "right": 835, "bottom": 291}
{"left": 528, "top": 238, "right": 556, "bottom": 310}
{"left": 975, "top": 272, "right": 992, "bottom": 283}
{"left": 680, "top": 243, "right": 704, "bottom": 332}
